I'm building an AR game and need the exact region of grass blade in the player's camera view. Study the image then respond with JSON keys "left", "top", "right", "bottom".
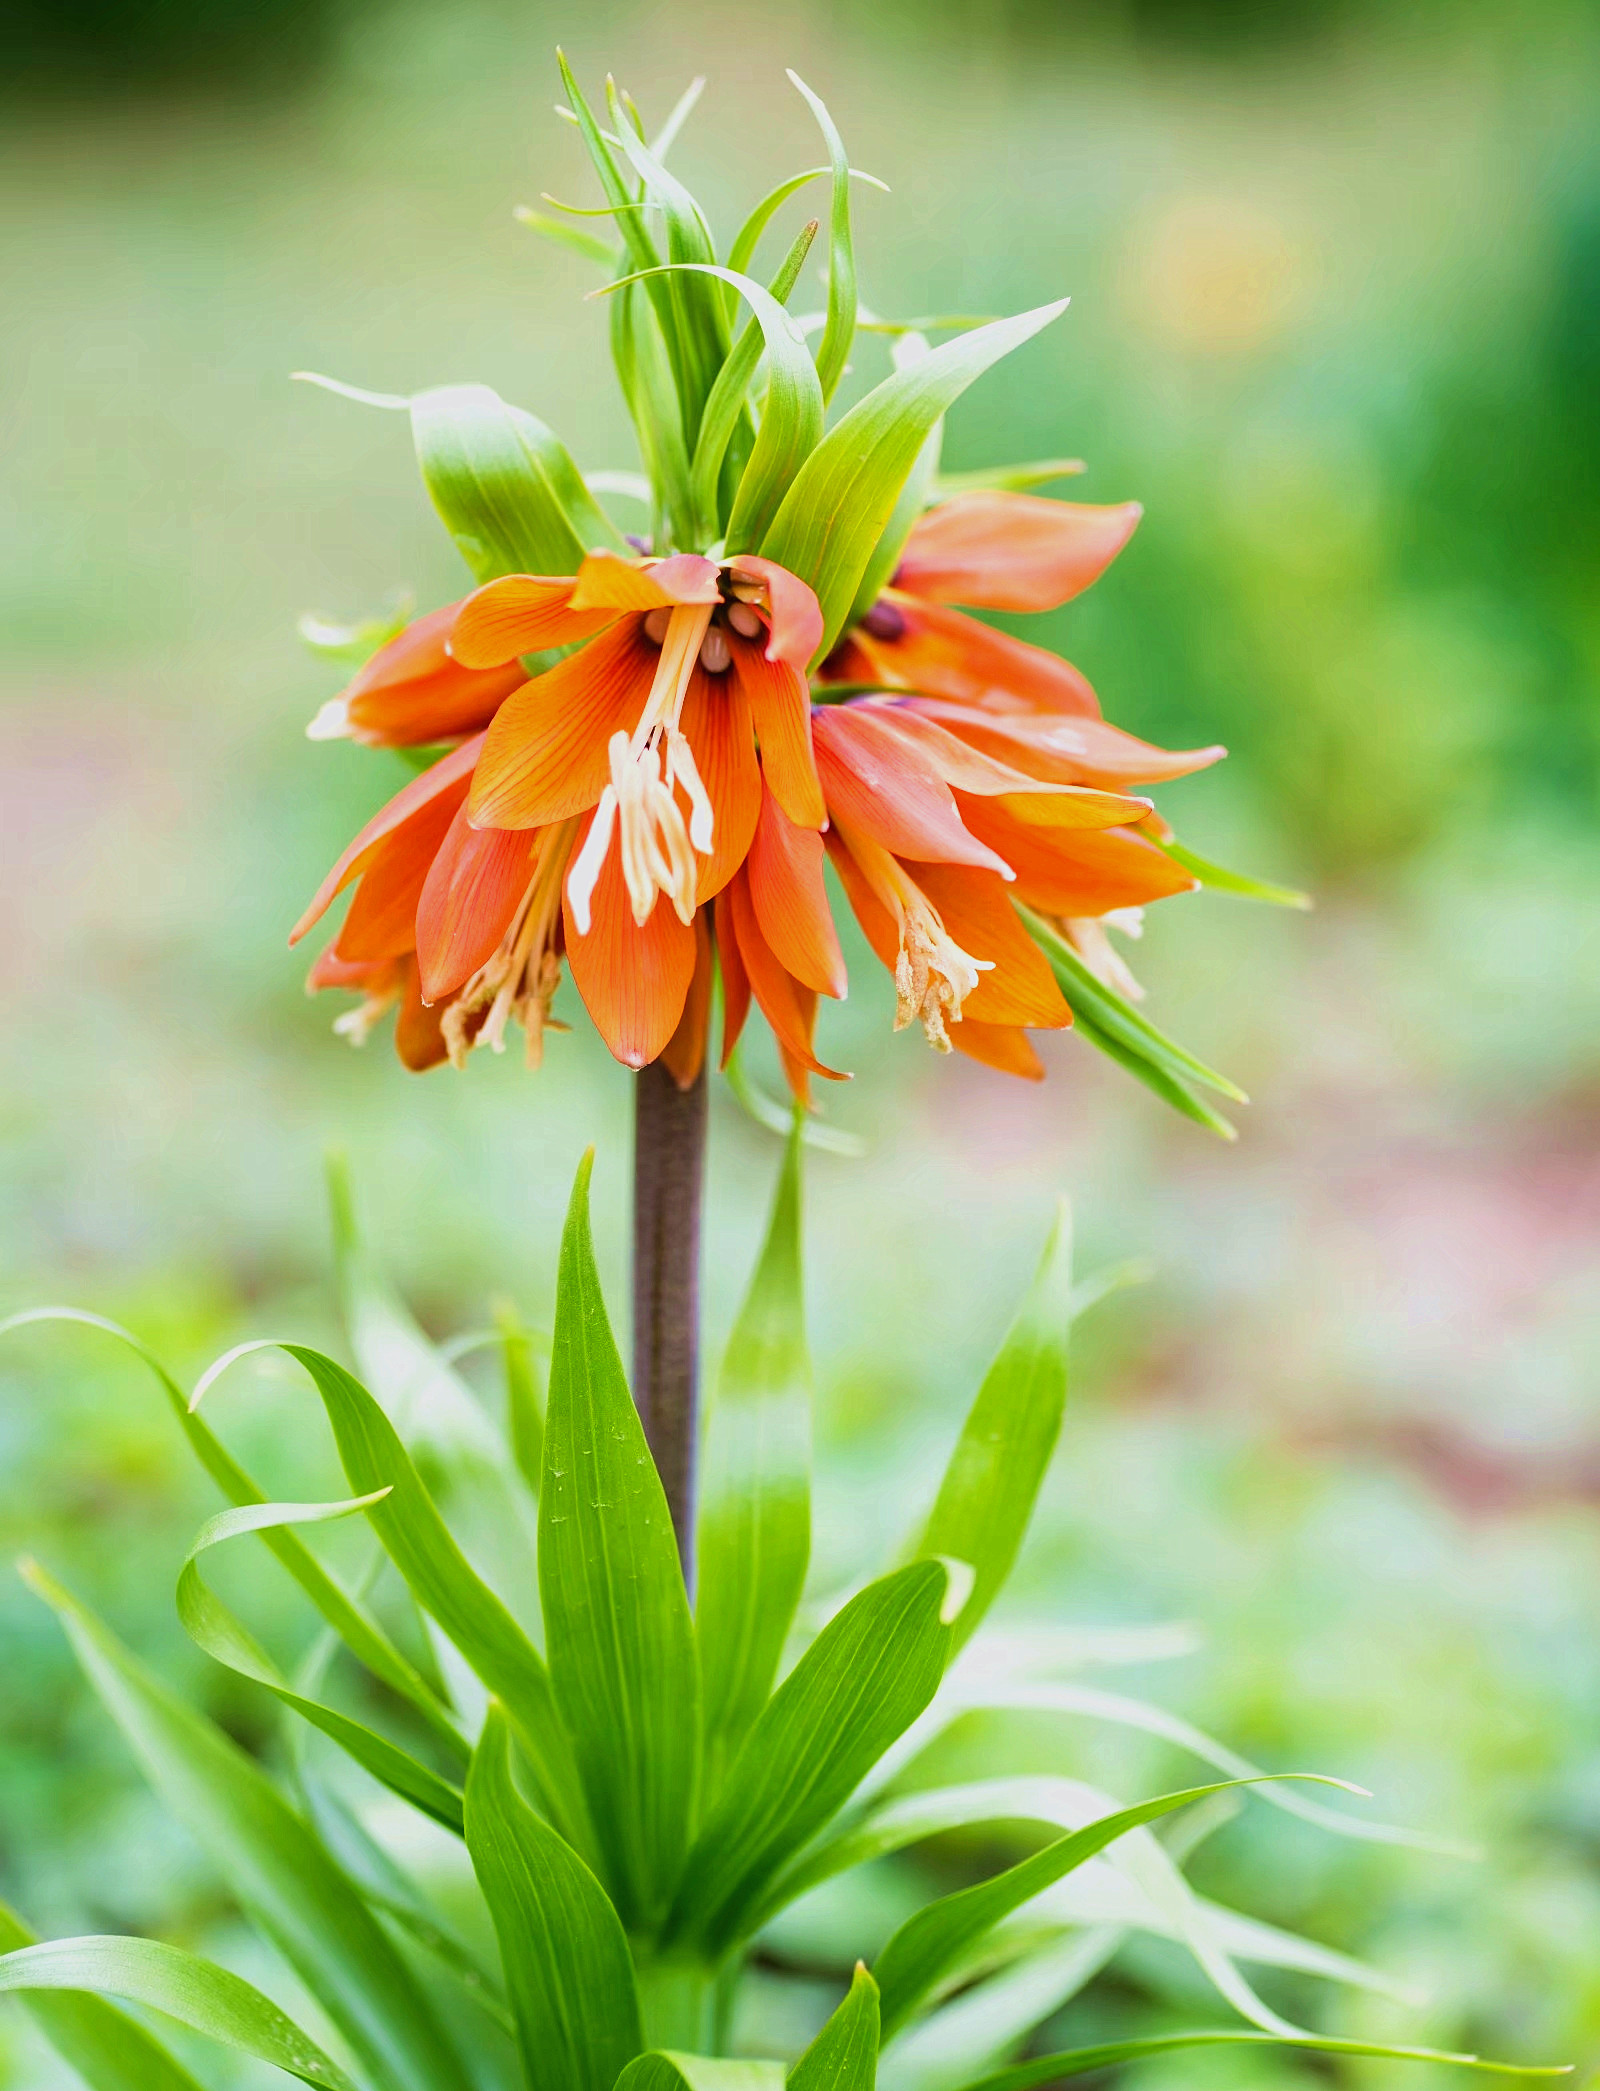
{"left": 18, "top": 1561, "right": 465, "bottom": 2091}
{"left": 786, "top": 73, "right": 856, "bottom": 410}
{"left": 0, "top": 1901, "right": 206, "bottom": 2091}
{"left": 465, "top": 1706, "right": 644, "bottom": 2091}
{"left": 953, "top": 2031, "right": 1571, "bottom": 2088}
{"left": 790, "top": 1964, "right": 881, "bottom": 2091}
{"left": 0, "top": 1937, "right": 356, "bottom": 2089}
{"left": 910, "top": 1203, "right": 1072, "bottom": 1657}
{"left": 697, "top": 1120, "right": 812, "bottom": 1795}
{"left": 540, "top": 1151, "right": 700, "bottom": 1931}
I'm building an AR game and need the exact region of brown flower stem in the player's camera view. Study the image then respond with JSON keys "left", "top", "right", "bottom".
{"left": 631, "top": 1058, "right": 708, "bottom": 1591}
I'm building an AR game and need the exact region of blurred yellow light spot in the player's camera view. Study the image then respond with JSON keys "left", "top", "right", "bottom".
{"left": 1125, "top": 195, "right": 1309, "bottom": 354}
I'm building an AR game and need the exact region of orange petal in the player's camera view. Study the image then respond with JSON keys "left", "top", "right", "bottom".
{"left": 957, "top": 804, "right": 1199, "bottom": 916}
{"left": 562, "top": 820, "right": 696, "bottom": 1068}
{"left": 729, "top": 633, "right": 824, "bottom": 829}
{"left": 451, "top": 577, "right": 611, "bottom": 669}
{"left": 469, "top": 621, "right": 658, "bottom": 829}
{"left": 910, "top": 700, "right": 1226, "bottom": 790}
{"left": 394, "top": 955, "right": 451, "bottom": 1072}
{"left": 776, "top": 985, "right": 821, "bottom": 1107}
{"left": 853, "top": 702, "right": 1145, "bottom": 826}
{"left": 307, "top": 945, "right": 402, "bottom": 993}
{"left": 824, "top": 831, "right": 898, "bottom": 974}
{"left": 568, "top": 549, "right": 721, "bottom": 613}
{"left": 812, "top": 705, "right": 1012, "bottom": 874}
{"left": 290, "top": 736, "right": 485, "bottom": 946}
{"left": 714, "top": 893, "right": 752, "bottom": 1067}
{"left": 328, "top": 603, "right": 528, "bottom": 747}
{"left": 726, "top": 555, "right": 824, "bottom": 670}
{"left": 906, "top": 863, "right": 1071, "bottom": 1029}
{"left": 747, "top": 781, "right": 847, "bottom": 998}
{"left": 339, "top": 777, "right": 466, "bottom": 962}
{"left": 659, "top": 911, "right": 713, "bottom": 1091}
{"left": 678, "top": 664, "right": 760, "bottom": 904}
{"left": 415, "top": 806, "right": 534, "bottom": 1002}
{"left": 725, "top": 870, "right": 848, "bottom": 1083}
{"left": 894, "top": 492, "right": 1142, "bottom": 612}
{"left": 949, "top": 1019, "right": 1047, "bottom": 1080}
{"left": 846, "top": 596, "right": 1102, "bottom": 719}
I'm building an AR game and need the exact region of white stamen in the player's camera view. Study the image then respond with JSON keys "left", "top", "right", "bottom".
{"left": 665, "top": 727, "right": 715, "bottom": 853}
{"left": 1064, "top": 912, "right": 1146, "bottom": 1001}
{"left": 566, "top": 774, "right": 620, "bottom": 936}
{"left": 835, "top": 820, "right": 991, "bottom": 1050}
{"left": 441, "top": 822, "right": 576, "bottom": 1067}
{"left": 332, "top": 986, "right": 398, "bottom": 1046}
{"left": 306, "top": 695, "right": 353, "bottom": 741}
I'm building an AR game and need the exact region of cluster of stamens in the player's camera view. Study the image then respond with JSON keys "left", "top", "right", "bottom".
{"left": 835, "top": 822, "right": 992, "bottom": 1050}
{"left": 441, "top": 820, "right": 576, "bottom": 1068}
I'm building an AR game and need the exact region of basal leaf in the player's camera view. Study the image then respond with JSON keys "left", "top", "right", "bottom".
{"left": 20, "top": 1561, "right": 465, "bottom": 2091}
{"left": 176, "top": 1493, "right": 467, "bottom": 1833}
{"left": 464, "top": 1706, "right": 643, "bottom": 2091}
{"left": 952, "top": 2031, "right": 1569, "bottom": 2089}
{"left": 240, "top": 1342, "right": 590, "bottom": 1849}
{"left": 870, "top": 1777, "right": 1336, "bottom": 2039}
{"left": 0, "top": 1901, "right": 205, "bottom": 2091}
{"left": 790, "top": 1964, "right": 880, "bottom": 2091}
{"left": 540, "top": 1151, "right": 700, "bottom": 1932}
{"left": 786, "top": 74, "right": 856, "bottom": 408}
{"left": 0, "top": 1937, "right": 355, "bottom": 2090}
{"left": 672, "top": 1562, "right": 954, "bottom": 1956}
{"left": 910, "top": 1203, "right": 1072, "bottom": 1657}
{"left": 760, "top": 301, "right": 1069, "bottom": 661}
{"left": 696, "top": 1120, "right": 812, "bottom": 1795}
{"left": 411, "top": 382, "right": 624, "bottom": 584}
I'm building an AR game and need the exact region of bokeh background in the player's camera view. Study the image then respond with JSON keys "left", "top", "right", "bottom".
{"left": 3, "top": 0, "right": 1598, "bottom": 2082}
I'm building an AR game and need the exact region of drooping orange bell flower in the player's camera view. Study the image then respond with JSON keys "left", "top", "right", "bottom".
{"left": 305, "top": 600, "right": 530, "bottom": 748}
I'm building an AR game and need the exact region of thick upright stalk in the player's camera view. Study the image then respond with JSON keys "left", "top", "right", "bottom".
{"left": 631, "top": 1059, "right": 707, "bottom": 1588}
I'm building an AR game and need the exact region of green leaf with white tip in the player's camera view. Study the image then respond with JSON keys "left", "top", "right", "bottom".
{"left": 176, "top": 1493, "right": 467, "bottom": 1833}
{"left": 20, "top": 1561, "right": 465, "bottom": 2091}
{"left": 0, "top": 1902, "right": 206, "bottom": 2091}
{"left": 673, "top": 1561, "right": 954, "bottom": 1956}
{"left": 790, "top": 1964, "right": 881, "bottom": 2091}
{"left": 787, "top": 74, "right": 856, "bottom": 408}
{"left": 465, "top": 1706, "right": 643, "bottom": 2091}
{"left": 697, "top": 1121, "right": 812, "bottom": 1795}
{"left": 0, "top": 1938, "right": 356, "bottom": 2090}
{"left": 411, "top": 383, "right": 625, "bottom": 583}
{"left": 760, "top": 301, "right": 1069, "bottom": 661}
{"left": 540, "top": 1152, "right": 700, "bottom": 1932}
{"left": 910, "top": 1203, "right": 1072, "bottom": 1658}
{"left": 952, "top": 2031, "right": 1570, "bottom": 2090}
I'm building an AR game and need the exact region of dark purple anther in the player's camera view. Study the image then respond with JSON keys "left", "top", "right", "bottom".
{"left": 861, "top": 598, "right": 907, "bottom": 642}
{"left": 625, "top": 533, "right": 652, "bottom": 555}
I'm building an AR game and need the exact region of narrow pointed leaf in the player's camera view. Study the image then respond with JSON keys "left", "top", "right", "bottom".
{"left": 0, "top": 1312, "right": 464, "bottom": 1757}
{"left": 879, "top": 1931, "right": 1120, "bottom": 2091}
{"left": 244, "top": 1341, "right": 589, "bottom": 1847}
{"left": 787, "top": 74, "right": 856, "bottom": 408}
{"left": 673, "top": 1562, "right": 953, "bottom": 1956}
{"left": 790, "top": 1964, "right": 880, "bottom": 2091}
{"left": 871, "top": 1777, "right": 1330, "bottom": 2040}
{"left": 760, "top": 301, "right": 1069, "bottom": 660}
{"left": 177, "top": 1494, "right": 466, "bottom": 1833}
{"left": 696, "top": 1121, "right": 812, "bottom": 1794}
{"left": 843, "top": 333, "right": 943, "bottom": 631}
{"left": 19, "top": 1562, "right": 465, "bottom": 2091}
{"left": 495, "top": 1299, "right": 546, "bottom": 1498}
{"left": 932, "top": 460, "right": 1086, "bottom": 497}
{"left": 0, "top": 1938, "right": 355, "bottom": 2090}
{"left": 516, "top": 205, "right": 618, "bottom": 265}
{"left": 540, "top": 1151, "right": 700, "bottom": 1930}
{"left": 954, "top": 2031, "right": 1570, "bottom": 2089}
{"left": 618, "top": 2060, "right": 785, "bottom": 2091}
{"left": 465, "top": 1706, "right": 643, "bottom": 2091}
{"left": 910, "top": 1204, "right": 1072, "bottom": 1657}
{"left": 1160, "top": 838, "right": 1312, "bottom": 909}
{"left": 0, "top": 1902, "right": 206, "bottom": 2091}
{"left": 727, "top": 166, "right": 887, "bottom": 281}
{"left": 412, "top": 382, "right": 625, "bottom": 583}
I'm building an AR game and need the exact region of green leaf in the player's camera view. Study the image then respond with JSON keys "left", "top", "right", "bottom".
{"left": 618, "top": 2059, "right": 785, "bottom": 2091}
{"left": 701, "top": 241, "right": 821, "bottom": 551}
{"left": 760, "top": 301, "right": 1069, "bottom": 661}
{"left": 878, "top": 1932, "right": 1119, "bottom": 2091}
{"left": 495, "top": 1299, "right": 546, "bottom": 1498}
{"left": 19, "top": 1561, "right": 465, "bottom": 2091}
{"left": 870, "top": 1777, "right": 1330, "bottom": 2040}
{"left": 465, "top": 1706, "right": 644, "bottom": 2091}
{"left": 786, "top": 74, "right": 856, "bottom": 408}
{"left": 953, "top": 2031, "right": 1571, "bottom": 2089}
{"left": 722, "top": 1035, "right": 865, "bottom": 1155}
{"left": 790, "top": 1964, "right": 880, "bottom": 2091}
{"left": 0, "top": 1938, "right": 356, "bottom": 2090}
{"left": 0, "top": 1311, "right": 465, "bottom": 1759}
{"left": 298, "top": 595, "right": 412, "bottom": 666}
{"left": 515, "top": 205, "right": 619, "bottom": 266}
{"left": 612, "top": 267, "right": 699, "bottom": 552}
{"left": 1069, "top": 1001, "right": 1240, "bottom": 1139}
{"left": 540, "top": 1151, "right": 700, "bottom": 1932}
{"left": 176, "top": 1493, "right": 467, "bottom": 1833}
{"left": 910, "top": 1203, "right": 1072, "bottom": 1658}
{"left": 1161, "top": 838, "right": 1312, "bottom": 909}
{"left": 696, "top": 1120, "right": 812, "bottom": 1795}
{"left": 727, "top": 167, "right": 888, "bottom": 283}
{"left": 231, "top": 1341, "right": 590, "bottom": 1848}
{"left": 842, "top": 333, "right": 944, "bottom": 633}
{"left": 0, "top": 1901, "right": 206, "bottom": 2091}
{"left": 411, "top": 382, "right": 625, "bottom": 583}
{"left": 326, "top": 1154, "right": 542, "bottom": 1636}
{"left": 931, "top": 460, "right": 1085, "bottom": 497}
{"left": 672, "top": 1561, "right": 955, "bottom": 1956}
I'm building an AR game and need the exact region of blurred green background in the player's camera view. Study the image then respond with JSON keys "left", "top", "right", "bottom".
{"left": 2, "top": 0, "right": 1598, "bottom": 2082}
